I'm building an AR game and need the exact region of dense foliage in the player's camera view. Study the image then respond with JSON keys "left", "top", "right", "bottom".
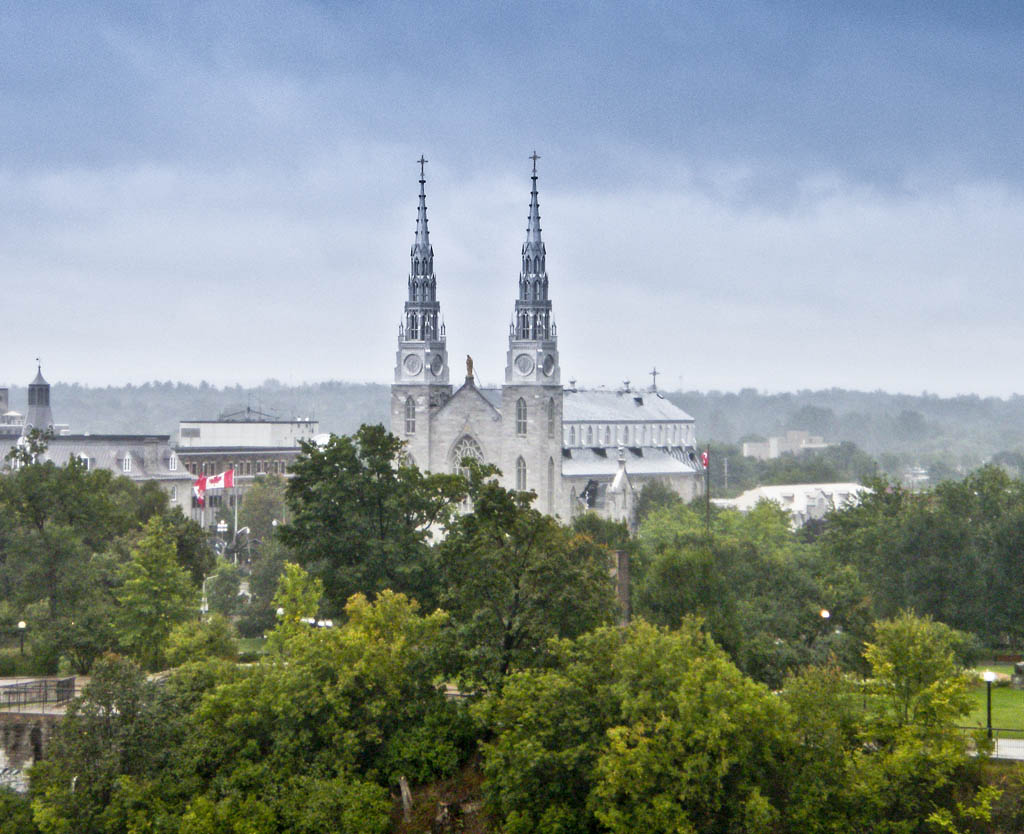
{"left": 8, "top": 425, "right": 1024, "bottom": 832}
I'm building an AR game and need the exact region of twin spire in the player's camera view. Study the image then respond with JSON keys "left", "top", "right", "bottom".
{"left": 402, "top": 153, "right": 553, "bottom": 344}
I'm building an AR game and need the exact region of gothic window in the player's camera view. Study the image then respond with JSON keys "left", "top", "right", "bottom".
{"left": 450, "top": 435, "right": 483, "bottom": 476}
{"left": 570, "top": 427, "right": 576, "bottom": 445}
{"left": 169, "top": 453, "right": 177, "bottom": 471}
{"left": 123, "top": 453, "right": 132, "bottom": 473}
{"left": 547, "top": 398, "right": 555, "bottom": 438}
{"left": 170, "top": 486, "right": 177, "bottom": 502}
{"left": 547, "top": 457, "right": 555, "bottom": 512}
{"left": 516, "top": 398, "right": 527, "bottom": 435}
{"left": 405, "top": 396, "right": 416, "bottom": 434}
{"left": 516, "top": 457, "right": 527, "bottom": 490}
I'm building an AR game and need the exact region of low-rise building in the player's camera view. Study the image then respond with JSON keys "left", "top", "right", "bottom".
{"left": 713, "top": 482, "right": 868, "bottom": 529}
{"left": 742, "top": 430, "right": 832, "bottom": 461}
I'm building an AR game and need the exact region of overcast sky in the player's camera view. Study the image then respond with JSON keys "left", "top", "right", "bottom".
{"left": 1, "top": 1, "right": 1022, "bottom": 395}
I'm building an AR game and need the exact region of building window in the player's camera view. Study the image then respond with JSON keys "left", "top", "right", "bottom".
{"left": 122, "top": 453, "right": 132, "bottom": 473}
{"left": 570, "top": 427, "right": 576, "bottom": 446}
{"left": 168, "top": 453, "right": 177, "bottom": 471}
{"left": 604, "top": 426, "right": 611, "bottom": 445}
{"left": 281, "top": 461, "right": 287, "bottom": 474}
{"left": 516, "top": 398, "right": 527, "bottom": 436}
{"left": 245, "top": 461, "right": 252, "bottom": 475}
{"left": 450, "top": 435, "right": 483, "bottom": 477}
{"left": 586, "top": 426, "right": 593, "bottom": 445}
{"left": 170, "top": 486, "right": 177, "bottom": 501}
{"left": 516, "top": 457, "right": 527, "bottom": 490}
{"left": 405, "top": 396, "right": 416, "bottom": 434}
{"left": 547, "top": 398, "right": 555, "bottom": 438}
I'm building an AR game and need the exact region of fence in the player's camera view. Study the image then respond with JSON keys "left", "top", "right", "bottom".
{"left": 0, "top": 677, "right": 75, "bottom": 712}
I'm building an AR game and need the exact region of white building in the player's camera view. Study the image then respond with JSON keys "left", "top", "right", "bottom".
{"left": 389, "top": 157, "right": 703, "bottom": 521}
{"left": 713, "top": 482, "right": 869, "bottom": 529}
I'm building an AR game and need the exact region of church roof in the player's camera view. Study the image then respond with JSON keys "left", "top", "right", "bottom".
{"left": 563, "top": 389, "right": 694, "bottom": 423}
{"left": 30, "top": 366, "right": 47, "bottom": 386}
{"left": 562, "top": 445, "right": 702, "bottom": 478}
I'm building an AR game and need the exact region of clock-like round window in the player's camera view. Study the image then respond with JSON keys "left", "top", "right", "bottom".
{"left": 430, "top": 355, "right": 444, "bottom": 376}
{"left": 404, "top": 355, "right": 423, "bottom": 374}
{"left": 542, "top": 354, "right": 555, "bottom": 376}
{"left": 515, "top": 354, "right": 535, "bottom": 375}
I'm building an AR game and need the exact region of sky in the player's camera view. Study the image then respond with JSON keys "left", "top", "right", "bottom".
{"left": 1, "top": 1, "right": 1022, "bottom": 396}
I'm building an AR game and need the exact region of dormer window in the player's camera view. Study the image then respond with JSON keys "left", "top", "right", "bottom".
{"left": 123, "top": 453, "right": 132, "bottom": 473}
{"left": 168, "top": 453, "right": 178, "bottom": 471}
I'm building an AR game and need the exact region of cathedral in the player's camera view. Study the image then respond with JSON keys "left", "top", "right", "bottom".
{"left": 390, "top": 156, "right": 704, "bottom": 524}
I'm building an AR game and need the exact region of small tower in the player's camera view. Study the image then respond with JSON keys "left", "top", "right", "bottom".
{"left": 502, "top": 153, "right": 563, "bottom": 514}
{"left": 391, "top": 157, "right": 452, "bottom": 468}
{"left": 25, "top": 363, "right": 54, "bottom": 432}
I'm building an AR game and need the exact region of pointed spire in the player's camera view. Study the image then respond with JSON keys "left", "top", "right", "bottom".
{"left": 526, "top": 151, "right": 542, "bottom": 245}
{"left": 413, "top": 155, "right": 430, "bottom": 255}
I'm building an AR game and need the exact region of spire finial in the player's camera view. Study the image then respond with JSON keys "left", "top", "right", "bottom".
{"left": 418, "top": 155, "right": 427, "bottom": 181}
{"left": 650, "top": 367, "right": 659, "bottom": 391}
{"left": 530, "top": 150, "right": 540, "bottom": 175}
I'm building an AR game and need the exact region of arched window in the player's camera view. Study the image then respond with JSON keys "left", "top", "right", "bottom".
{"left": 547, "top": 457, "right": 555, "bottom": 513}
{"left": 450, "top": 435, "right": 483, "bottom": 477}
{"left": 516, "top": 457, "right": 527, "bottom": 490}
{"left": 570, "top": 427, "right": 576, "bottom": 445}
{"left": 405, "top": 396, "right": 416, "bottom": 434}
{"left": 547, "top": 398, "right": 555, "bottom": 438}
{"left": 516, "top": 398, "right": 527, "bottom": 435}
{"left": 586, "top": 425, "right": 593, "bottom": 445}
{"left": 604, "top": 426, "right": 611, "bottom": 445}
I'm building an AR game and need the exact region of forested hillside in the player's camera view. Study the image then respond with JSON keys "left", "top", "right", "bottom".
{"left": 7, "top": 380, "right": 1024, "bottom": 471}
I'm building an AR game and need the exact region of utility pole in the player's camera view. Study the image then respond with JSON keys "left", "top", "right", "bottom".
{"left": 704, "top": 446, "right": 711, "bottom": 533}
{"left": 723, "top": 457, "right": 729, "bottom": 491}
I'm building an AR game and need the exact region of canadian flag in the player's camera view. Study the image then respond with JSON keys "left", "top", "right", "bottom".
{"left": 192, "top": 476, "right": 207, "bottom": 507}
{"left": 701, "top": 450, "right": 709, "bottom": 469}
{"left": 205, "top": 470, "right": 235, "bottom": 490}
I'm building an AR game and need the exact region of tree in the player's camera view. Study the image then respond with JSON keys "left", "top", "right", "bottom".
{"left": 439, "top": 462, "right": 617, "bottom": 690}
{"left": 114, "top": 516, "right": 197, "bottom": 670}
{"left": 238, "top": 473, "right": 287, "bottom": 544}
{"left": 478, "top": 619, "right": 791, "bottom": 834}
{"left": 166, "top": 614, "right": 239, "bottom": 666}
{"left": 279, "top": 425, "right": 465, "bottom": 610}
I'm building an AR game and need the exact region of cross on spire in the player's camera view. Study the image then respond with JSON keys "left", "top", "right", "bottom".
{"left": 530, "top": 150, "right": 540, "bottom": 174}
{"left": 650, "top": 367, "right": 659, "bottom": 390}
{"left": 418, "top": 155, "right": 428, "bottom": 179}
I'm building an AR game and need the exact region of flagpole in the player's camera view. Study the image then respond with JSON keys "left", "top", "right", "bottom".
{"left": 233, "top": 471, "right": 238, "bottom": 540}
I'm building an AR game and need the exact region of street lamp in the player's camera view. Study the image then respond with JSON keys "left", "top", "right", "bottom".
{"left": 984, "top": 669, "right": 996, "bottom": 740}
{"left": 17, "top": 621, "right": 25, "bottom": 656}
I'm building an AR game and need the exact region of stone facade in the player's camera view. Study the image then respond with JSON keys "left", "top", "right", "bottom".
{"left": 390, "top": 158, "right": 703, "bottom": 522}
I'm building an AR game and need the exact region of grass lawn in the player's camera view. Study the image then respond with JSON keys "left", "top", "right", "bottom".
{"left": 965, "top": 666, "right": 1024, "bottom": 737}
{"left": 237, "top": 637, "right": 267, "bottom": 656}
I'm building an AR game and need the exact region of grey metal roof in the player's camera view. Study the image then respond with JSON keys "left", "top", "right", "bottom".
{"left": 563, "top": 389, "right": 694, "bottom": 423}
{"left": 561, "top": 445, "right": 702, "bottom": 478}
{"left": 0, "top": 436, "right": 190, "bottom": 483}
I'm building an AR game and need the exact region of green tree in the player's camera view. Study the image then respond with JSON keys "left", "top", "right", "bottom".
{"left": 238, "top": 473, "right": 287, "bottom": 544}
{"left": 114, "top": 516, "right": 197, "bottom": 670}
{"left": 479, "top": 619, "right": 790, "bottom": 834}
{"left": 166, "top": 614, "right": 239, "bottom": 666}
{"left": 439, "top": 462, "right": 617, "bottom": 690}
{"left": 280, "top": 425, "right": 465, "bottom": 610}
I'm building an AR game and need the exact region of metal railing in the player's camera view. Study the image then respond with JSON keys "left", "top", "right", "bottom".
{"left": 0, "top": 677, "right": 75, "bottom": 712}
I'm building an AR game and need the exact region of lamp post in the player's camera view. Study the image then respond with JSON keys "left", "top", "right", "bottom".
{"left": 984, "top": 669, "right": 996, "bottom": 740}
{"left": 17, "top": 621, "right": 25, "bottom": 655}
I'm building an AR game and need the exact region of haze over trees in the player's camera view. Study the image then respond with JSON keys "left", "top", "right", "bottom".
{"left": 10, "top": 380, "right": 1024, "bottom": 475}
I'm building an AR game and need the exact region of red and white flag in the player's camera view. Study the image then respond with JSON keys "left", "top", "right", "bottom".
{"left": 205, "top": 470, "right": 235, "bottom": 490}
{"left": 701, "top": 450, "right": 709, "bottom": 469}
{"left": 192, "top": 476, "right": 207, "bottom": 507}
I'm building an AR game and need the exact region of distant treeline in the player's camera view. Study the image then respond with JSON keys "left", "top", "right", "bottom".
{"left": 6, "top": 380, "right": 1024, "bottom": 473}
